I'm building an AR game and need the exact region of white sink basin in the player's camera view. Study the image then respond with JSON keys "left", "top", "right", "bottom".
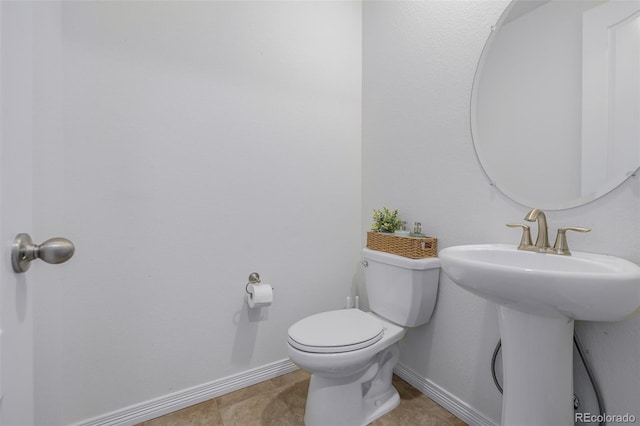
{"left": 439, "top": 243, "right": 640, "bottom": 321}
{"left": 439, "top": 244, "right": 640, "bottom": 426}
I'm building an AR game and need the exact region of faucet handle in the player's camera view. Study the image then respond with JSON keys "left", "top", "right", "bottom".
{"left": 553, "top": 226, "right": 591, "bottom": 256}
{"left": 507, "top": 223, "right": 532, "bottom": 249}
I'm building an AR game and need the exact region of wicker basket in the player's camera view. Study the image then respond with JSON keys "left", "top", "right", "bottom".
{"left": 366, "top": 231, "right": 437, "bottom": 259}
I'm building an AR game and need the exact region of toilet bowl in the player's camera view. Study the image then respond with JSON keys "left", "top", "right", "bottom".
{"left": 287, "top": 248, "right": 440, "bottom": 426}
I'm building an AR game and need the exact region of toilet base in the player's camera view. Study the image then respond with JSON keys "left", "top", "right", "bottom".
{"left": 303, "top": 344, "right": 401, "bottom": 426}
{"left": 363, "top": 388, "right": 400, "bottom": 425}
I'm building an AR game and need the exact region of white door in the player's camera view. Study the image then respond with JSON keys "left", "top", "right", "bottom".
{"left": 1, "top": 2, "right": 66, "bottom": 424}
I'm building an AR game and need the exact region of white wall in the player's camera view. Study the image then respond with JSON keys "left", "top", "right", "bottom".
{"left": 25, "top": 1, "right": 361, "bottom": 424}
{"left": 363, "top": 1, "right": 640, "bottom": 424}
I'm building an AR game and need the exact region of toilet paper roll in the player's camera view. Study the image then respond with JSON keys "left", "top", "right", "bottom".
{"left": 247, "top": 283, "right": 273, "bottom": 308}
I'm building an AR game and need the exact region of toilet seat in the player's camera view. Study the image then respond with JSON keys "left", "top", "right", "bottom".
{"left": 288, "top": 309, "right": 384, "bottom": 354}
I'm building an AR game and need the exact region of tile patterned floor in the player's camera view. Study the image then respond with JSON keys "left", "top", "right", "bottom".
{"left": 139, "top": 369, "right": 467, "bottom": 426}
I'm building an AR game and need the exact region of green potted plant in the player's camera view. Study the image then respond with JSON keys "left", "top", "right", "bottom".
{"left": 371, "top": 206, "right": 401, "bottom": 233}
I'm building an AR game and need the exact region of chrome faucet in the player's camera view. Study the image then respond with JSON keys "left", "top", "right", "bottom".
{"left": 524, "top": 208, "right": 549, "bottom": 251}
{"left": 507, "top": 208, "right": 590, "bottom": 255}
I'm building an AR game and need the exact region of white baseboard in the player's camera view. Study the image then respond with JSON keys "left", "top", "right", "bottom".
{"left": 394, "top": 363, "right": 498, "bottom": 426}
{"left": 74, "top": 359, "right": 298, "bottom": 426}
{"left": 74, "top": 358, "right": 494, "bottom": 426}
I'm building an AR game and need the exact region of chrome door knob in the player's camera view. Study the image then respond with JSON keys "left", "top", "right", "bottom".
{"left": 12, "top": 233, "right": 75, "bottom": 273}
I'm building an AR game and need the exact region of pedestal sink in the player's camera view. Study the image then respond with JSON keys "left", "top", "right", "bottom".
{"left": 439, "top": 244, "right": 640, "bottom": 426}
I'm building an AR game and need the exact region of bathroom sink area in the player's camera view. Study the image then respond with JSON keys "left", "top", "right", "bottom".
{"left": 439, "top": 243, "right": 640, "bottom": 321}
{"left": 440, "top": 244, "right": 640, "bottom": 426}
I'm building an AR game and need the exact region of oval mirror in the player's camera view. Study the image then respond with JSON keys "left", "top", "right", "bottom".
{"left": 472, "top": 0, "right": 640, "bottom": 210}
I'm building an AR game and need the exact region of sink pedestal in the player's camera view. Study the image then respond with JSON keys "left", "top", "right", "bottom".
{"left": 498, "top": 306, "right": 574, "bottom": 426}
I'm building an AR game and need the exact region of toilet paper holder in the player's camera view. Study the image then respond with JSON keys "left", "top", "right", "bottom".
{"left": 246, "top": 272, "right": 262, "bottom": 293}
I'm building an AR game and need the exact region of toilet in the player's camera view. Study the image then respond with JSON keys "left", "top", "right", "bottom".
{"left": 287, "top": 247, "right": 440, "bottom": 426}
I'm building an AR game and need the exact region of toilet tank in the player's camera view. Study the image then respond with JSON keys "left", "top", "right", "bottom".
{"left": 363, "top": 248, "right": 440, "bottom": 327}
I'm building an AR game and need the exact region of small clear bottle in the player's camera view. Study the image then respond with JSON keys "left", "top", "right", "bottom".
{"left": 410, "top": 222, "right": 425, "bottom": 237}
{"left": 394, "top": 220, "right": 410, "bottom": 236}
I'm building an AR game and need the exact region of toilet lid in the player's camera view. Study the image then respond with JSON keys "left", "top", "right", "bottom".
{"left": 287, "top": 309, "right": 384, "bottom": 354}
